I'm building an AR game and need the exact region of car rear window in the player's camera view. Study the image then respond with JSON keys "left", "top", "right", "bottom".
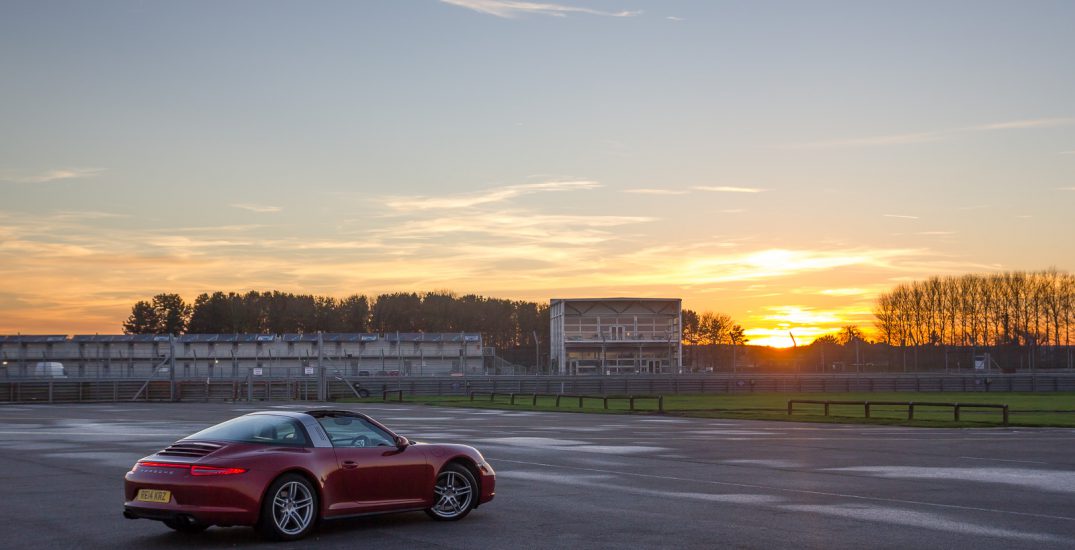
{"left": 185, "top": 415, "right": 309, "bottom": 446}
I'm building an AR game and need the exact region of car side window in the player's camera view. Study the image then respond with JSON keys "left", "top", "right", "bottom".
{"left": 317, "top": 415, "right": 395, "bottom": 448}
{"left": 187, "top": 415, "right": 309, "bottom": 447}
{"left": 262, "top": 418, "right": 308, "bottom": 445}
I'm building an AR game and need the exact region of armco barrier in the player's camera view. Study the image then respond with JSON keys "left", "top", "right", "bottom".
{"left": 3, "top": 372, "right": 1073, "bottom": 404}
{"left": 787, "top": 399, "right": 1009, "bottom": 425}
{"left": 468, "top": 391, "right": 663, "bottom": 412}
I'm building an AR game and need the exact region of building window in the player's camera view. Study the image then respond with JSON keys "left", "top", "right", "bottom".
{"left": 608, "top": 326, "right": 626, "bottom": 340}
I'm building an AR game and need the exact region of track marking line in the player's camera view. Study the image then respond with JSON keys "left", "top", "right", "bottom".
{"left": 959, "top": 456, "right": 1051, "bottom": 465}
{"left": 491, "top": 458, "right": 1075, "bottom": 523}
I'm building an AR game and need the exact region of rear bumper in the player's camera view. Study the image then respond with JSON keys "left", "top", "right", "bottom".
{"left": 124, "top": 471, "right": 263, "bottom": 527}
{"left": 123, "top": 501, "right": 256, "bottom": 527}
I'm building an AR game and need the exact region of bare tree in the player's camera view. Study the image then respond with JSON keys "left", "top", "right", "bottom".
{"left": 873, "top": 270, "right": 1075, "bottom": 368}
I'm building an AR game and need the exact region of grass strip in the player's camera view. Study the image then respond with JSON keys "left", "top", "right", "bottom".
{"left": 340, "top": 392, "right": 1075, "bottom": 428}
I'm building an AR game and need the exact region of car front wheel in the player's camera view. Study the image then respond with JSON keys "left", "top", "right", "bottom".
{"left": 425, "top": 463, "right": 476, "bottom": 521}
{"left": 258, "top": 474, "right": 319, "bottom": 540}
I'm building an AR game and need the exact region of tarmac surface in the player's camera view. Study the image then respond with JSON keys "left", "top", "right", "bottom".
{"left": 1, "top": 402, "right": 1073, "bottom": 549}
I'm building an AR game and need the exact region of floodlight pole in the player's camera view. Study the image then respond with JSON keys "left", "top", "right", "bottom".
{"left": 317, "top": 332, "right": 325, "bottom": 402}
{"left": 533, "top": 331, "right": 540, "bottom": 374}
{"left": 168, "top": 334, "right": 177, "bottom": 402}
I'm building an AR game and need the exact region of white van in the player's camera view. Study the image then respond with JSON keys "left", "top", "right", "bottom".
{"left": 33, "top": 362, "right": 67, "bottom": 378}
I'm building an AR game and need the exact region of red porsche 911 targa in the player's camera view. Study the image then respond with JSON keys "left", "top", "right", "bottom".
{"left": 123, "top": 409, "right": 495, "bottom": 540}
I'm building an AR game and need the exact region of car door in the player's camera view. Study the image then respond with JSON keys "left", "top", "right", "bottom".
{"left": 317, "top": 414, "right": 431, "bottom": 510}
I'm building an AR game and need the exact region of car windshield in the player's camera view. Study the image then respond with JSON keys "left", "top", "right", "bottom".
{"left": 185, "top": 415, "right": 309, "bottom": 446}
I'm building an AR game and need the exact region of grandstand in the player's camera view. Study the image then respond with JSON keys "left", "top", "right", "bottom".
{"left": 550, "top": 298, "right": 682, "bottom": 375}
{"left": 0, "top": 333, "right": 484, "bottom": 378}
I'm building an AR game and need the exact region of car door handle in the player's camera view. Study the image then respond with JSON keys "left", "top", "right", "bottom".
{"left": 342, "top": 460, "right": 358, "bottom": 469}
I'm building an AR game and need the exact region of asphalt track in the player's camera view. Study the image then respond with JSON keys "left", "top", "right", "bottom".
{"left": 1, "top": 402, "right": 1073, "bottom": 549}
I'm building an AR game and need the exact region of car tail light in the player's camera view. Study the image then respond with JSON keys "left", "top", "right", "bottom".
{"left": 191, "top": 465, "right": 246, "bottom": 476}
{"left": 135, "top": 461, "right": 190, "bottom": 471}
{"left": 133, "top": 461, "right": 246, "bottom": 476}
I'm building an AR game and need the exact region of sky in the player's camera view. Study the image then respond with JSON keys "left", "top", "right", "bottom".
{"left": 1, "top": 0, "right": 1074, "bottom": 346}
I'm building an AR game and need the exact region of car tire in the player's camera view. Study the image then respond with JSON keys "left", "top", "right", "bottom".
{"left": 163, "top": 518, "right": 209, "bottom": 533}
{"left": 425, "top": 463, "right": 477, "bottom": 521}
{"left": 258, "top": 473, "right": 319, "bottom": 541}
{"left": 357, "top": 388, "right": 370, "bottom": 398}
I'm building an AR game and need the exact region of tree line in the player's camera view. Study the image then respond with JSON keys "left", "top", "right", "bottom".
{"left": 679, "top": 310, "right": 748, "bottom": 370}
{"left": 873, "top": 269, "right": 1075, "bottom": 349}
{"left": 123, "top": 291, "right": 549, "bottom": 349}
{"left": 681, "top": 310, "right": 747, "bottom": 346}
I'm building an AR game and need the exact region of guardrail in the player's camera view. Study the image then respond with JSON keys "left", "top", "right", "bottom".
{"left": 469, "top": 391, "right": 663, "bottom": 412}
{"left": 5, "top": 373, "right": 1073, "bottom": 404}
{"left": 787, "top": 399, "right": 1009, "bottom": 425}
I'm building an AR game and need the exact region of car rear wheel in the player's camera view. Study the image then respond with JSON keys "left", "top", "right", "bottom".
{"left": 258, "top": 474, "right": 319, "bottom": 541}
{"left": 425, "top": 463, "right": 476, "bottom": 521}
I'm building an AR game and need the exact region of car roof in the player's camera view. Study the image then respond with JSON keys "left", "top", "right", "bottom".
{"left": 244, "top": 409, "right": 367, "bottom": 420}
{"left": 245, "top": 410, "right": 313, "bottom": 420}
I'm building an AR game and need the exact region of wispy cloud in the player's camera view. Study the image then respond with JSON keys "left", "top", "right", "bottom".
{"left": 0, "top": 239, "right": 97, "bottom": 257}
{"left": 385, "top": 180, "right": 600, "bottom": 211}
{"left": 611, "top": 247, "right": 923, "bottom": 288}
{"left": 666, "top": 16, "right": 684, "bottom": 22}
{"left": 883, "top": 214, "right": 919, "bottom": 220}
{"left": 171, "top": 224, "right": 268, "bottom": 234}
{"left": 623, "top": 188, "right": 689, "bottom": 195}
{"left": 973, "top": 118, "right": 1075, "bottom": 130}
{"left": 232, "top": 203, "right": 283, "bottom": 213}
{"left": 1057, "top": 186, "right": 1075, "bottom": 191}
{"left": 3, "top": 168, "right": 104, "bottom": 184}
{"left": 795, "top": 117, "right": 1075, "bottom": 149}
{"left": 148, "top": 236, "right": 254, "bottom": 249}
{"left": 917, "top": 231, "right": 956, "bottom": 236}
{"left": 1061, "top": 150, "right": 1075, "bottom": 155}
{"left": 623, "top": 187, "right": 764, "bottom": 196}
{"left": 440, "top": 0, "right": 640, "bottom": 18}
{"left": 384, "top": 210, "right": 653, "bottom": 246}
{"left": 52, "top": 210, "right": 128, "bottom": 221}
{"left": 761, "top": 305, "right": 843, "bottom": 326}
{"left": 819, "top": 288, "right": 870, "bottom": 296}
{"left": 692, "top": 186, "right": 766, "bottom": 193}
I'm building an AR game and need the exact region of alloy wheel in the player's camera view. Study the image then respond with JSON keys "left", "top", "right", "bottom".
{"left": 272, "top": 480, "right": 315, "bottom": 535}
{"left": 430, "top": 468, "right": 474, "bottom": 519}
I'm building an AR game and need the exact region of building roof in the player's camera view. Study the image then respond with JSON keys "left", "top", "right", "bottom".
{"left": 0, "top": 335, "right": 69, "bottom": 344}
{"left": 550, "top": 297, "right": 681, "bottom": 303}
{"left": 3, "top": 333, "right": 483, "bottom": 343}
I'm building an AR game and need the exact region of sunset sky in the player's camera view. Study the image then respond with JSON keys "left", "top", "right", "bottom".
{"left": 2, "top": 1, "right": 1074, "bottom": 346}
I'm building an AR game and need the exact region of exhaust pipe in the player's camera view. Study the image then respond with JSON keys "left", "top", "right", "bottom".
{"left": 123, "top": 510, "right": 138, "bottom": 520}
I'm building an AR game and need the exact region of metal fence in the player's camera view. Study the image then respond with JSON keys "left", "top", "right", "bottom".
{"left": 2, "top": 372, "right": 1074, "bottom": 404}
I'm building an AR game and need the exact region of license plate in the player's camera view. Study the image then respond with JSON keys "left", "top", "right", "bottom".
{"left": 136, "top": 489, "right": 171, "bottom": 503}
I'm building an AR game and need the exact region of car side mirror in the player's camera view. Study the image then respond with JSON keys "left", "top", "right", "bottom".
{"left": 395, "top": 436, "right": 410, "bottom": 449}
